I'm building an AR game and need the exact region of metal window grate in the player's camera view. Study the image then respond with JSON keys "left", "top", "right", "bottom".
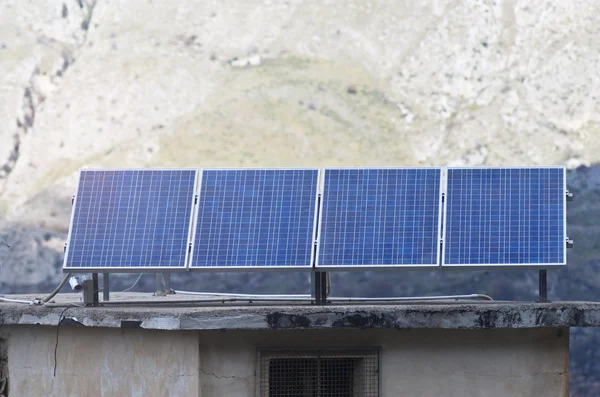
{"left": 259, "top": 348, "right": 379, "bottom": 397}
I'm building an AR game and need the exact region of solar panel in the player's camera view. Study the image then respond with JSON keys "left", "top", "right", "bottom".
{"left": 63, "top": 169, "right": 197, "bottom": 271}
{"left": 190, "top": 169, "right": 319, "bottom": 270}
{"left": 442, "top": 167, "right": 566, "bottom": 267}
{"left": 316, "top": 168, "right": 443, "bottom": 268}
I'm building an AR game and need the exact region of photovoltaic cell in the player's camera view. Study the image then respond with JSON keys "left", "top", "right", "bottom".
{"left": 443, "top": 167, "right": 566, "bottom": 267}
{"left": 64, "top": 169, "right": 197, "bottom": 271}
{"left": 190, "top": 169, "right": 319, "bottom": 269}
{"left": 317, "top": 168, "right": 442, "bottom": 268}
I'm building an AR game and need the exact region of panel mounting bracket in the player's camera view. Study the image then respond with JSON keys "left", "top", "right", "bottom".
{"left": 83, "top": 274, "right": 100, "bottom": 306}
{"left": 566, "top": 237, "right": 574, "bottom": 249}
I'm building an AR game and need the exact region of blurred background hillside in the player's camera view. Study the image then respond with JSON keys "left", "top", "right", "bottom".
{"left": 0, "top": 1, "right": 599, "bottom": 395}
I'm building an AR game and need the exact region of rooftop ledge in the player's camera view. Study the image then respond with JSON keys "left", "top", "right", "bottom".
{"left": 1, "top": 293, "right": 600, "bottom": 331}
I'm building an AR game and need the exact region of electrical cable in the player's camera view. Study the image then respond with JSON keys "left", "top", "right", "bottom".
{"left": 54, "top": 306, "right": 73, "bottom": 377}
{"left": 93, "top": 297, "right": 314, "bottom": 305}
{"left": 172, "top": 290, "right": 311, "bottom": 298}
{"left": 2, "top": 292, "right": 493, "bottom": 308}
{"left": 0, "top": 297, "right": 35, "bottom": 304}
{"left": 42, "top": 273, "right": 72, "bottom": 304}
{"left": 43, "top": 302, "right": 85, "bottom": 308}
{"left": 41, "top": 292, "right": 493, "bottom": 307}
{"left": 0, "top": 274, "right": 75, "bottom": 305}
{"left": 47, "top": 293, "right": 491, "bottom": 307}
{"left": 122, "top": 273, "right": 144, "bottom": 292}
{"left": 328, "top": 294, "right": 494, "bottom": 302}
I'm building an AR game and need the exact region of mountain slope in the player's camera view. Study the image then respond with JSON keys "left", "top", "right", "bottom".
{"left": 1, "top": 1, "right": 599, "bottom": 395}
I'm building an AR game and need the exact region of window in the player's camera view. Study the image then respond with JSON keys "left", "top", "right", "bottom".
{"left": 258, "top": 348, "right": 379, "bottom": 397}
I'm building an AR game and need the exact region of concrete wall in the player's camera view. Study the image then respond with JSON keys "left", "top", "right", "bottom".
{"left": 0, "top": 326, "right": 568, "bottom": 396}
{"left": 1, "top": 326, "right": 199, "bottom": 396}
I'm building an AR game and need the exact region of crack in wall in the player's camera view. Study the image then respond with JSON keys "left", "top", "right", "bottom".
{"left": 412, "top": 369, "right": 568, "bottom": 379}
{"left": 200, "top": 368, "right": 250, "bottom": 380}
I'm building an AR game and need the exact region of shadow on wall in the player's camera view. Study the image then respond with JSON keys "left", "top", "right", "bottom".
{"left": 0, "top": 338, "right": 8, "bottom": 397}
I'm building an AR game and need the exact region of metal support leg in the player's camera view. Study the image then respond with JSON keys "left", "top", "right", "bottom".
{"left": 103, "top": 273, "right": 110, "bottom": 301}
{"left": 313, "top": 272, "right": 328, "bottom": 305}
{"left": 319, "top": 272, "right": 328, "bottom": 304}
{"left": 155, "top": 274, "right": 165, "bottom": 296}
{"left": 155, "top": 273, "right": 171, "bottom": 296}
{"left": 83, "top": 279, "right": 94, "bottom": 306}
{"left": 163, "top": 272, "right": 171, "bottom": 294}
{"left": 92, "top": 273, "right": 99, "bottom": 306}
{"left": 538, "top": 269, "right": 548, "bottom": 302}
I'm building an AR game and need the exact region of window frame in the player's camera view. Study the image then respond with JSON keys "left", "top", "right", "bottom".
{"left": 256, "top": 346, "right": 381, "bottom": 397}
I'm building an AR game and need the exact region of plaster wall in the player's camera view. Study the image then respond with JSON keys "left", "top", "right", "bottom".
{"left": 1, "top": 326, "right": 199, "bottom": 397}
{"left": 198, "top": 328, "right": 569, "bottom": 397}
{"left": 0, "top": 326, "right": 568, "bottom": 397}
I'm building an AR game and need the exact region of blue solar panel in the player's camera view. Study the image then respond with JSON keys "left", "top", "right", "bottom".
{"left": 190, "top": 169, "right": 319, "bottom": 269}
{"left": 64, "top": 169, "right": 197, "bottom": 271}
{"left": 316, "top": 168, "right": 442, "bottom": 268}
{"left": 443, "top": 167, "right": 566, "bottom": 267}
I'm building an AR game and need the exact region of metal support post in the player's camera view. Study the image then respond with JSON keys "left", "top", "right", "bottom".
{"left": 538, "top": 269, "right": 548, "bottom": 302}
{"left": 155, "top": 274, "right": 165, "bottom": 296}
{"left": 313, "top": 271, "right": 328, "bottom": 305}
{"left": 103, "top": 273, "right": 110, "bottom": 301}
{"left": 91, "top": 273, "right": 99, "bottom": 306}
{"left": 83, "top": 279, "right": 94, "bottom": 305}
{"left": 155, "top": 273, "right": 171, "bottom": 296}
{"left": 163, "top": 272, "right": 171, "bottom": 293}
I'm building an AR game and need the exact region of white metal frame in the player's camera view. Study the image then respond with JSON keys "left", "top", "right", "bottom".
{"left": 441, "top": 166, "right": 567, "bottom": 269}
{"left": 187, "top": 168, "right": 321, "bottom": 272}
{"left": 63, "top": 165, "right": 569, "bottom": 273}
{"left": 63, "top": 168, "right": 198, "bottom": 273}
{"left": 314, "top": 167, "right": 444, "bottom": 270}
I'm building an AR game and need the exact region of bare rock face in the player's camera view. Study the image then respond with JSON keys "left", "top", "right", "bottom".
{"left": 0, "top": 0, "right": 599, "bottom": 285}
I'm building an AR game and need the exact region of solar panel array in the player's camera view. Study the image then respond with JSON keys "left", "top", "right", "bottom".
{"left": 64, "top": 169, "right": 197, "bottom": 271}
{"left": 63, "top": 166, "right": 568, "bottom": 272}
{"left": 317, "top": 168, "right": 442, "bottom": 268}
{"left": 443, "top": 167, "right": 566, "bottom": 267}
{"left": 190, "top": 169, "right": 319, "bottom": 269}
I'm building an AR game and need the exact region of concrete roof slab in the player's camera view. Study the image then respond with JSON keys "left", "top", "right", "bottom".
{"left": 1, "top": 293, "right": 600, "bottom": 331}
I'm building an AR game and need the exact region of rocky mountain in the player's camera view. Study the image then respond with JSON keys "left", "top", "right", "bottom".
{"left": 1, "top": 0, "right": 599, "bottom": 395}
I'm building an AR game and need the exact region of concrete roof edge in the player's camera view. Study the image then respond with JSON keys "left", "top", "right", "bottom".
{"left": 2, "top": 301, "right": 600, "bottom": 331}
